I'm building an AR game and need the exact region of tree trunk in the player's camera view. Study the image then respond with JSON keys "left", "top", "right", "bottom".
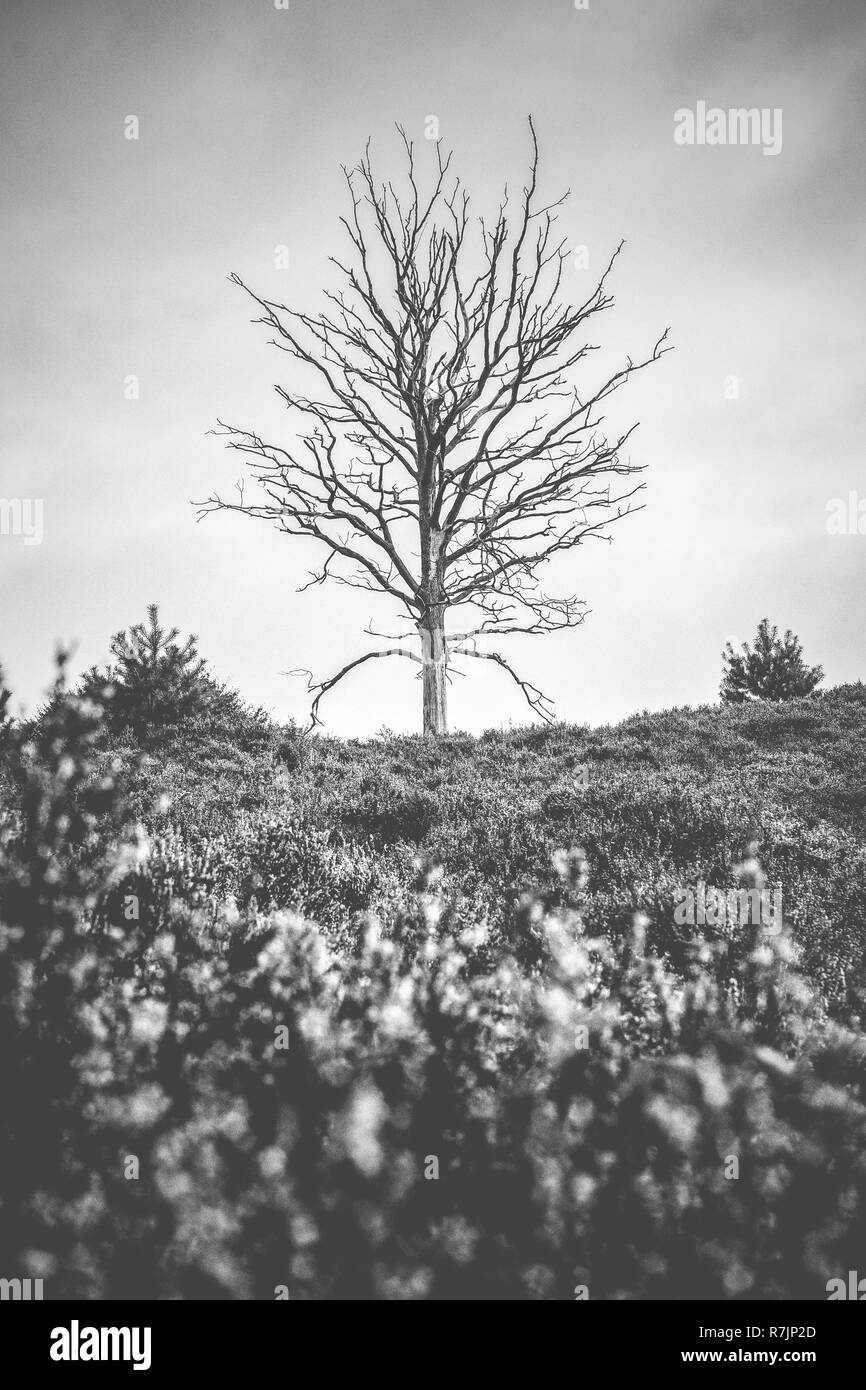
{"left": 418, "top": 499, "right": 448, "bottom": 734}
{"left": 420, "top": 608, "right": 447, "bottom": 735}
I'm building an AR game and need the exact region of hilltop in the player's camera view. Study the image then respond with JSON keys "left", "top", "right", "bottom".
{"left": 98, "top": 681, "right": 866, "bottom": 1012}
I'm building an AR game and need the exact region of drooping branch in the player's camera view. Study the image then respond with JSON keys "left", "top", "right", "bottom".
{"left": 292, "top": 647, "right": 422, "bottom": 731}
{"left": 450, "top": 645, "right": 556, "bottom": 724}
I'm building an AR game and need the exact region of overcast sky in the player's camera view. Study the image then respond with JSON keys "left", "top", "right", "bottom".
{"left": 1, "top": 0, "right": 864, "bottom": 734}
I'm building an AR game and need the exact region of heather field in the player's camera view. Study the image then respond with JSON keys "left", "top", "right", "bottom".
{"left": 3, "top": 664, "right": 866, "bottom": 1300}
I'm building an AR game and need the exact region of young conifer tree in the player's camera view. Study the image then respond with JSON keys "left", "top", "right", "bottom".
{"left": 108, "top": 604, "right": 209, "bottom": 734}
{"left": 720, "top": 618, "right": 823, "bottom": 704}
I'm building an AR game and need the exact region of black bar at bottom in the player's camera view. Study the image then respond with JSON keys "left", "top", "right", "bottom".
{"left": 2, "top": 1297, "right": 860, "bottom": 1375}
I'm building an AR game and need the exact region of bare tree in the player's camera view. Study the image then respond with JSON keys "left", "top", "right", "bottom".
{"left": 197, "top": 120, "right": 670, "bottom": 734}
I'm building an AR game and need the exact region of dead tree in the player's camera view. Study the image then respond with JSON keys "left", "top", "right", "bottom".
{"left": 197, "top": 120, "right": 670, "bottom": 734}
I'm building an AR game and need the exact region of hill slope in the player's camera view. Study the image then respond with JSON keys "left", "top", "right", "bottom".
{"left": 123, "top": 683, "right": 866, "bottom": 1012}
{"left": 3, "top": 676, "right": 866, "bottom": 1299}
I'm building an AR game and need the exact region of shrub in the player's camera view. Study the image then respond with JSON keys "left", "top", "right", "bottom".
{"left": 721, "top": 619, "right": 823, "bottom": 704}
{"left": 107, "top": 604, "right": 213, "bottom": 735}
{"left": 2, "top": 664, "right": 866, "bottom": 1299}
